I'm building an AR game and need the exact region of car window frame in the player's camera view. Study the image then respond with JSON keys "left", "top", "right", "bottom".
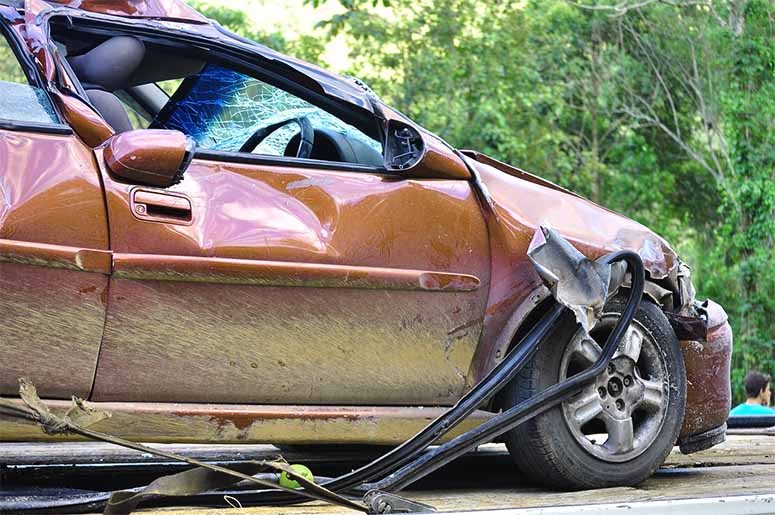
{"left": 150, "top": 59, "right": 387, "bottom": 172}
{"left": 45, "top": 14, "right": 393, "bottom": 174}
{"left": 0, "top": 16, "right": 72, "bottom": 135}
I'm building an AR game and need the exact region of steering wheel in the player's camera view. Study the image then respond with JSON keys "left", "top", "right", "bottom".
{"left": 239, "top": 116, "right": 314, "bottom": 158}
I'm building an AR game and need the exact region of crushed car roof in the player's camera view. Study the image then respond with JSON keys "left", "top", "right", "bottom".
{"left": 44, "top": 0, "right": 209, "bottom": 22}
{"left": 14, "top": 0, "right": 378, "bottom": 114}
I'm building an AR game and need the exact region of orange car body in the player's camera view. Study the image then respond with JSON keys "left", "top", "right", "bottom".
{"left": 0, "top": 0, "right": 730, "bottom": 449}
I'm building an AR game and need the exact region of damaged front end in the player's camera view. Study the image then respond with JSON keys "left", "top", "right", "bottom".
{"left": 463, "top": 151, "right": 733, "bottom": 454}
{"left": 658, "top": 261, "right": 732, "bottom": 453}
{"left": 674, "top": 297, "right": 733, "bottom": 453}
{"left": 527, "top": 226, "right": 626, "bottom": 334}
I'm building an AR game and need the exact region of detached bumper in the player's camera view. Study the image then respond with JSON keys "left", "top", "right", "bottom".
{"left": 677, "top": 300, "right": 732, "bottom": 452}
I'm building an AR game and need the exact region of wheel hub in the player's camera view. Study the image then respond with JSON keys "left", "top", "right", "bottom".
{"left": 606, "top": 376, "right": 623, "bottom": 398}
{"left": 559, "top": 317, "right": 670, "bottom": 463}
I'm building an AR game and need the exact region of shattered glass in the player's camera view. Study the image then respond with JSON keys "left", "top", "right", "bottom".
{"left": 0, "top": 34, "right": 58, "bottom": 125}
{"left": 155, "top": 64, "right": 382, "bottom": 157}
{"left": 0, "top": 81, "right": 58, "bottom": 125}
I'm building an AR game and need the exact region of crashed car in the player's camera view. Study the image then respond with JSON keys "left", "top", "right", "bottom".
{"left": 0, "top": 0, "right": 732, "bottom": 490}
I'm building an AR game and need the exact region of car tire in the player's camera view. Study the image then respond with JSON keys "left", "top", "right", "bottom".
{"left": 499, "top": 295, "right": 686, "bottom": 490}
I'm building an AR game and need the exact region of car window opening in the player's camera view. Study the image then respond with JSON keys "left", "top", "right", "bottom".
{"left": 51, "top": 28, "right": 384, "bottom": 168}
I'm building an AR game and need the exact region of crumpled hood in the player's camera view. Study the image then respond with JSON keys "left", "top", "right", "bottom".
{"left": 463, "top": 151, "right": 678, "bottom": 281}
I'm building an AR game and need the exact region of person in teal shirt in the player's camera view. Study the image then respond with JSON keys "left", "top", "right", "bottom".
{"left": 730, "top": 371, "right": 774, "bottom": 416}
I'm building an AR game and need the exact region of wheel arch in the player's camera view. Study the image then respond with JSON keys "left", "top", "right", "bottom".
{"left": 484, "top": 280, "right": 680, "bottom": 412}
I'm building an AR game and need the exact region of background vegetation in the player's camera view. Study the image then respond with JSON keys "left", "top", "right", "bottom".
{"left": 192, "top": 0, "right": 775, "bottom": 402}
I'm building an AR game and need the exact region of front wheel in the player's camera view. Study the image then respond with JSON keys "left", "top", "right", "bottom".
{"left": 499, "top": 295, "right": 686, "bottom": 489}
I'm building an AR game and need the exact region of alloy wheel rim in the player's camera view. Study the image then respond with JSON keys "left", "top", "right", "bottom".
{"left": 559, "top": 315, "right": 669, "bottom": 463}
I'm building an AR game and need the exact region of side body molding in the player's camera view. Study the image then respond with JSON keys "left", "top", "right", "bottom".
{"left": 0, "top": 239, "right": 112, "bottom": 274}
{"left": 1, "top": 240, "right": 480, "bottom": 292}
{"left": 112, "top": 254, "right": 481, "bottom": 292}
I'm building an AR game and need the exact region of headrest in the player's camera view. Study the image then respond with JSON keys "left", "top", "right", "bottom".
{"left": 69, "top": 36, "right": 145, "bottom": 92}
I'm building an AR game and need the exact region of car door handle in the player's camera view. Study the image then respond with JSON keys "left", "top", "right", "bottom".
{"left": 131, "top": 189, "right": 192, "bottom": 225}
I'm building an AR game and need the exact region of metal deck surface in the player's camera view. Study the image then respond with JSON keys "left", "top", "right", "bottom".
{"left": 2, "top": 435, "right": 774, "bottom": 514}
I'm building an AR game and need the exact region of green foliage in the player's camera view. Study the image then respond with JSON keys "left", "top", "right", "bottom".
{"left": 311, "top": 0, "right": 715, "bottom": 233}
{"left": 709, "top": 0, "right": 775, "bottom": 400}
{"left": 303, "top": 0, "right": 390, "bottom": 8}
{"left": 0, "top": 34, "right": 29, "bottom": 84}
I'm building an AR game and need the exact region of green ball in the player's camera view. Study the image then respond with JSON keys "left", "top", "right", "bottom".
{"left": 279, "top": 464, "right": 314, "bottom": 489}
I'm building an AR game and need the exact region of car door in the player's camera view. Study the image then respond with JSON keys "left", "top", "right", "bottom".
{"left": 92, "top": 159, "right": 491, "bottom": 406}
{"left": 86, "top": 55, "right": 491, "bottom": 407}
{"left": 0, "top": 19, "right": 110, "bottom": 399}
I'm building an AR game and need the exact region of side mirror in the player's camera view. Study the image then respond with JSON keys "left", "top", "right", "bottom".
{"left": 104, "top": 130, "right": 195, "bottom": 187}
{"left": 383, "top": 120, "right": 470, "bottom": 180}
{"left": 384, "top": 120, "right": 425, "bottom": 171}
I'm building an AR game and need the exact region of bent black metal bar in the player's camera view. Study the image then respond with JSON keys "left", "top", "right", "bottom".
{"left": 213, "top": 251, "right": 644, "bottom": 508}
{"left": 364, "top": 250, "right": 645, "bottom": 492}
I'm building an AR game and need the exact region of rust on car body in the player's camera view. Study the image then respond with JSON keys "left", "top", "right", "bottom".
{"left": 0, "top": 0, "right": 733, "bottom": 452}
{"left": 3, "top": 398, "right": 495, "bottom": 444}
{"left": 679, "top": 301, "right": 733, "bottom": 438}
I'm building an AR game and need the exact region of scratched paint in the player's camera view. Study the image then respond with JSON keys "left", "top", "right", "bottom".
{"left": 0, "top": 263, "right": 107, "bottom": 398}
{"left": 93, "top": 279, "right": 483, "bottom": 404}
{"left": 91, "top": 150, "right": 492, "bottom": 405}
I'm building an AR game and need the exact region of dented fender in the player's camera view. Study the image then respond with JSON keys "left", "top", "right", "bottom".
{"left": 464, "top": 152, "right": 680, "bottom": 382}
{"left": 463, "top": 152, "right": 733, "bottom": 443}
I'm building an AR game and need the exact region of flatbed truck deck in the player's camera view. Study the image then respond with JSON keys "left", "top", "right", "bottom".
{"left": 2, "top": 434, "right": 774, "bottom": 514}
